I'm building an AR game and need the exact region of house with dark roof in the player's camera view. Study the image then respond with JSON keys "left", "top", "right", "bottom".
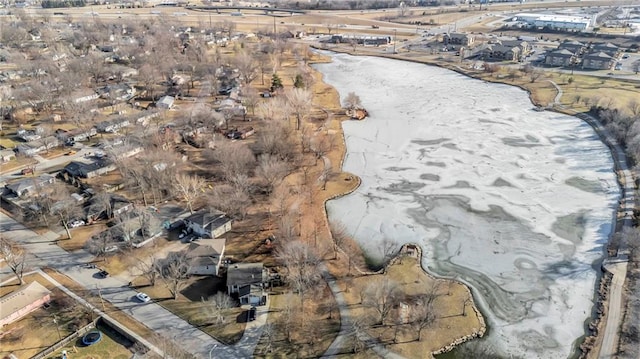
{"left": 557, "top": 40, "right": 586, "bottom": 55}
{"left": 184, "top": 210, "right": 233, "bottom": 239}
{"left": 545, "top": 49, "right": 577, "bottom": 67}
{"left": 226, "top": 263, "right": 268, "bottom": 305}
{"left": 62, "top": 158, "right": 116, "bottom": 179}
{"left": 443, "top": 32, "right": 474, "bottom": 47}
{"left": 5, "top": 174, "right": 55, "bottom": 197}
{"left": 178, "top": 238, "right": 226, "bottom": 276}
{"left": 480, "top": 44, "right": 521, "bottom": 61}
{"left": 591, "top": 42, "right": 620, "bottom": 57}
{"left": 582, "top": 51, "right": 615, "bottom": 70}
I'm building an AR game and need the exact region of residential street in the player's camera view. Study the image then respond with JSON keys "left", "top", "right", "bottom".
{"left": 0, "top": 211, "right": 265, "bottom": 359}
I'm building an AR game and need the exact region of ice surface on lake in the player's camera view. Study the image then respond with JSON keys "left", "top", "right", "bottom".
{"left": 315, "top": 54, "right": 620, "bottom": 359}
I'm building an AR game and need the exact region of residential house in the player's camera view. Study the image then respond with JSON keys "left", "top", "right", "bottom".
{"left": 0, "top": 149, "right": 16, "bottom": 162}
{"left": 0, "top": 282, "right": 51, "bottom": 327}
{"left": 157, "top": 96, "right": 175, "bottom": 110}
{"left": 591, "top": 42, "right": 620, "bottom": 58}
{"left": 16, "top": 128, "right": 43, "bottom": 142}
{"left": 71, "top": 89, "right": 100, "bottom": 103}
{"left": 480, "top": 44, "right": 521, "bottom": 61}
{"left": 97, "top": 84, "right": 136, "bottom": 102}
{"left": 545, "top": 49, "right": 577, "bottom": 67}
{"left": 499, "top": 39, "right": 532, "bottom": 57}
{"left": 218, "top": 99, "right": 246, "bottom": 117}
{"left": 184, "top": 211, "right": 233, "bottom": 239}
{"left": 582, "top": 51, "right": 615, "bottom": 70}
{"left": 5, "top": 174, "right": 56, "bottom": 197}
{"left": 15, "top": 136, "right": 59, "bottom": 157}
{"left": 62, "top": 158, "right": 116, "bottom": 179}
{"left": 557, "top": 40, "right": 586, "bottom": 55}
{"left": 181, "top": 238, "right": 226, "bottom": 276}
{"left": 96, "top": 118, "right": 130, "bottom": 133}
{"left": 443, "top": 32, "right": 474, "bottom": 47}
{"left": 86, "top": 194, "right": 133, "bottom": 221}
{"left": 226, "top": 263, "right": 268, "bottom": 305}
{"left": 57, "top": 127, "right": 98, "bottom": 143}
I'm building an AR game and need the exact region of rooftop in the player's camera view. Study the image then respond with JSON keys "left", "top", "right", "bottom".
{"left": 0, "top": 282, "right": 51, "bottom": 322}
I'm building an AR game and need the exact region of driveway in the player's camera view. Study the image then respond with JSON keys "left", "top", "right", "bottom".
{"left": 0, "top": 211, "right": 264, "bottom": 359}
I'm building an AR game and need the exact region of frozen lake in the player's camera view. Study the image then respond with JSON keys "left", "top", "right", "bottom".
{"left": 316, "top": 53, "right": 620, "bottom": 358}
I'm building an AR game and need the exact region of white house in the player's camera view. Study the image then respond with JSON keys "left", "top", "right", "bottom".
{"left": 184, "top": 211, "right": 233, "bottom": 239}
{"left": 226, "top": 263, "right": 268, "bottom": 305}
{"left": 182, "top": 238, "right": 226, "bottom": 276}
{"left": 157, "top": 96, "right": 175, "bottom": 110}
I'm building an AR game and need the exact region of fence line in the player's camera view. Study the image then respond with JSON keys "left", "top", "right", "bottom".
{"left": 32, "top": 318, "right": 99, "bottom": 359}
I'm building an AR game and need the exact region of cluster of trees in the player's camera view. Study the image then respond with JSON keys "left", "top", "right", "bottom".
{"left": 589, "top": 99, "right": 640, "bottom": 164}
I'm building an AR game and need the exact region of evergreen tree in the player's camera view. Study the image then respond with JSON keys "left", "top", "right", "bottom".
{"left": 271, "top": 73, "right": 284, "bottom": 92}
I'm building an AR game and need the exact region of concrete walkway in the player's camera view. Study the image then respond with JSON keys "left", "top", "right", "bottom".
{"left": 321, "top": 265, "right": 406, "bottom": 359}
{"left": 0, "top": 212, "right": 264, "bottom": 359}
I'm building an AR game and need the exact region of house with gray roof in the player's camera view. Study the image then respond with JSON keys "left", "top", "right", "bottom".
{"left": 545, "top": 49, "right": 577, "bottom": 67}
{"left": 226, "top": 262, "right": 268, "bottom": 305}
{"left": 582, "top": 51, "right": 615, "bottom": 70}
{"left": 557, "top": 40, "right": 586, "bottom": 55}
{"left": 5, "top": 174, "right": 55, "bottom": 197}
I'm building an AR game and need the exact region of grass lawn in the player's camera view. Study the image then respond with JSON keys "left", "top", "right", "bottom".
{"left": 57, "top": 223, "right": 108, "bottom": 252}
{"left": 0, "top": 274, "right": 92, "bottom": 359}
{"left": 338, "top": 257, "right": 484, "bottom": 358}
{"left": 48, "top": 322, "right": 133, "bottom": 359}
{"left": 134, "top": 276, "right": 247, "bottom": 344}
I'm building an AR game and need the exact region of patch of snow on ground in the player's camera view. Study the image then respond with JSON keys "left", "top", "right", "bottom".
{"left": 316, "top": 53, "right": 620, "bottom": 359}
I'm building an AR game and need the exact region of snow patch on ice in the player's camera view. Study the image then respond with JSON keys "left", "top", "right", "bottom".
{"left": 315, "top": 53, "right": 619, "bottom": 359}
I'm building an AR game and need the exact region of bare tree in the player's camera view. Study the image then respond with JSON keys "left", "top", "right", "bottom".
{"left": 286, "top": 88, "right": 313, "bottom": 130}
{"left": 211, "top": 141, "right": 255, "bottom": 181}
{"left": 85, "top": 230, "right": 117, "bottom": 258}
{"left": 256, "top": 154, "right": 290, "bottom": 194}
{"left": 234, "top": 51, "right": 259, "bottom": 86}
{"left": 276, "top": 241, "right": 322, "bottom": 309}
{"left": 379, "top": 237, "right": 399, "bottom": 267}
{"left": 0, "top": 237, "right": 27, "bottom": 285}
{"left": 209, "top": 184, "right": 251, "bottom": 220}
{"left": 162, "top": 252, "right": 190, "bottom": 299}
{"left": 135, "top": 254, "right": 161, "bottom": 286}
{"left": 412, "top": 301, "right": 437, "bottom": 341}
{"left": 363, "top": 277, "right": 402, "bottom": 325}
{"left": 174, "top": 174, "right": 206, "bottom": 214}
{"left": 52, "top": 195, "right": 82, "bottom": 240}
{"left": 342, "top": 92, "right": 362, "bottom": 110}
{"left": 242, "top": 87, "right": 261, "bottom": 117}
{"left": 206, "top": 292, "right": 236, "bottom": 324}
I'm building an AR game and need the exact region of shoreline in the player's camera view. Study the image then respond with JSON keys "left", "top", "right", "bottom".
{"left": 309, "top": 52, "right": 488, "bottom": 357}
{"left": 310, "top": 46, "right": 631, "bottom": 358}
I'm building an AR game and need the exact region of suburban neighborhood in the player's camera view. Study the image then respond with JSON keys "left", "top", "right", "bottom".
{"left": 0, "top": 0, "right": 639, "bottom": 359}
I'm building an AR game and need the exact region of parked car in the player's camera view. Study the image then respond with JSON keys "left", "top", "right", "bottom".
{"left": 97, "top": 270, "right": 109, "bottom": 278}
{"left": 21, "top": 167, "right": 35, "bottom": 175}
{"left": 136, "top": 293, "right": 151, "bottom": 303}
{"left": 247, "top": 306, "right": 257, "bottom": 321}
{"left": 69, "top": 220, "right": 85, "bottom": 228}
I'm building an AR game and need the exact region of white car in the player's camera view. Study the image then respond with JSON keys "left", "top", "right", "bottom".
{"left": 69, "top": 220, "right": 85, "bottom": 228}
{"left": 136, "top": 293, "right": 151, "bottom": 303}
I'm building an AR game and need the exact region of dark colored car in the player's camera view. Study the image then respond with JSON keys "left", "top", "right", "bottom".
{"left": 98, "top": 270, "right": 110, "bottom": 278}
{"left": 247, "top": 306, "right": 257, "bottom": 322}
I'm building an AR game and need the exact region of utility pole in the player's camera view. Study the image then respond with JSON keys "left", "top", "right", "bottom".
{"left": 393, "top": 29, "right": 397, "bottom": 54}
{"left": 53, "top": 316, "right": 62, "bottom": 340}
{"left": 96, "top": 285, "right": 105, "bottom": 311}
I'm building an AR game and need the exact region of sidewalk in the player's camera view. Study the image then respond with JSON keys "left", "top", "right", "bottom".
{"left": 0, "top": 211, "right": 253, "bottom": 359}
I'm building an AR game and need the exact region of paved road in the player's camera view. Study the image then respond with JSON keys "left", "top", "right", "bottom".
{"left": 0, "top": 212, "right": 265, "bottom": 359}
